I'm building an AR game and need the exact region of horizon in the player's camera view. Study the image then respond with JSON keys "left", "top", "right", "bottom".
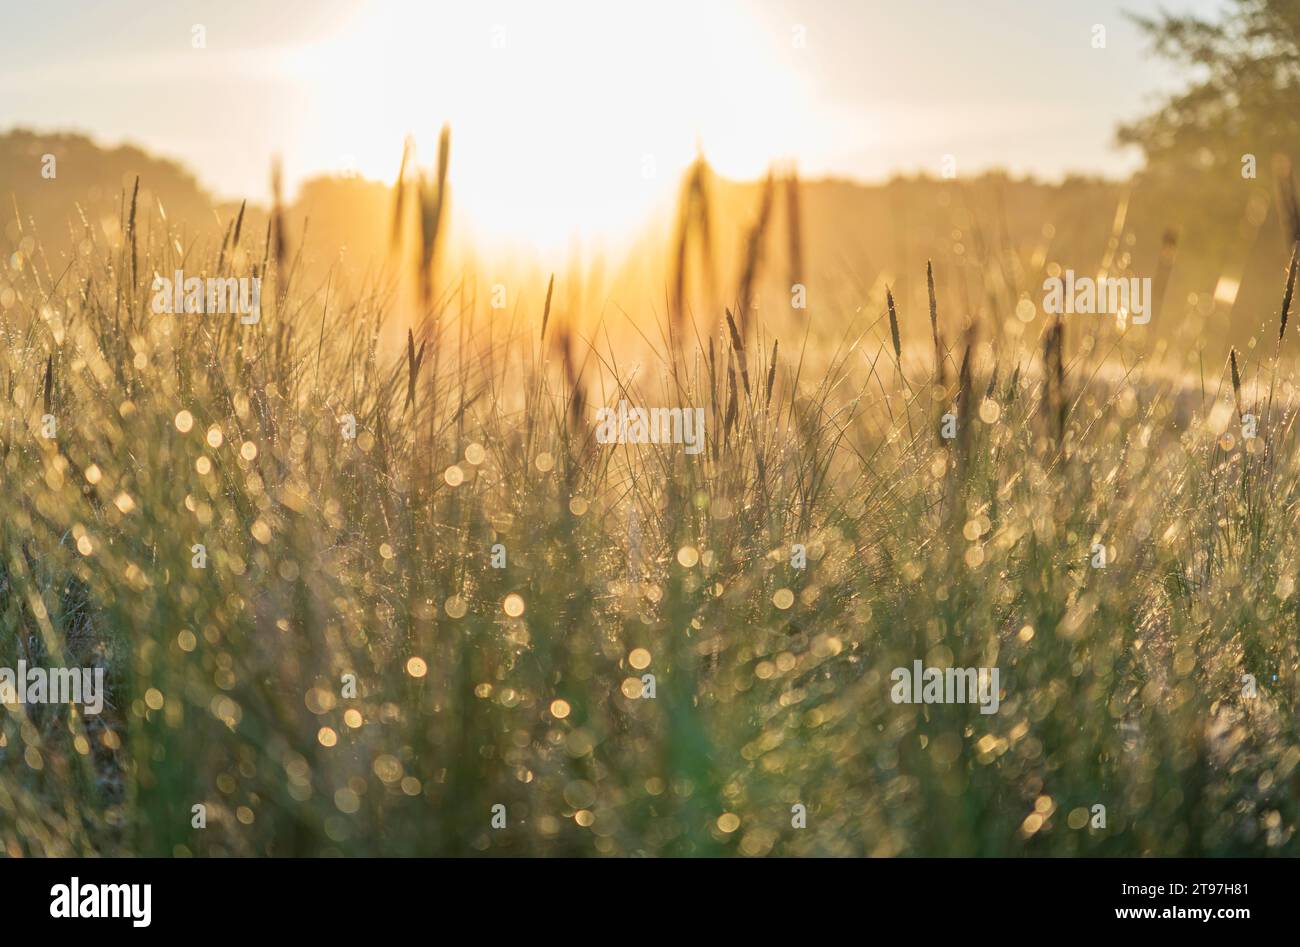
{"left": 0, "top": 121, "right": 1144, "bottom": 204}
{"left": 2, "top": 0, "right": 1223, "bottom": 249}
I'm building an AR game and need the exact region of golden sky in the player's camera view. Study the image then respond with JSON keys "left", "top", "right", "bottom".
{"left": 2, "top": 0, "right": 1220, "bottom": 248}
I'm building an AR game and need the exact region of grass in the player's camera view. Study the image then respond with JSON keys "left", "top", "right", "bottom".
{"left": 0, "top": 150, "right": 1297, "bottom": 858}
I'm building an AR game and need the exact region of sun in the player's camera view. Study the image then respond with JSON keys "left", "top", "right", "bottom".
{"left": 279, "top": 0, "right": 815, "bottom": 257}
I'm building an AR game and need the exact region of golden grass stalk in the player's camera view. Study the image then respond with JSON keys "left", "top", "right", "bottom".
{"left": 217, "top": 199, "right": 246, "bottom": 273}
{"left": 785, "top": 167, "right": 803, "bottom": 290}
{"left": 1043, "top": 317, "right": 1065, "bottom": 443}
{"left": 270, "top": 157, "right": 286, "bottom": 275}
{"left": 1229, "top": 348, "right": 1243, "bottom": 420}
{"left": 927, "top": 260, "right": 944, "bottom": 384}
{"left": 724, "top": 357, "right": 739, "bottom": 444}
{"left": 670, "top": 167, "right": 693, "bottom": 335}
{"left": 231, "top": 197, "right": 246, "bottom": 250}
{"left": 724, "top": 308, "right": 751, "bottom": 397}
{"left": 417, "top": 125, "right": 451, "bottom": 318}
{"left": 559, "top": 328, "right": 585, "bottom": 441}
{"left": 405, "top": 327, "right": 426, "bottom": 412}
{"left": 1280, "top": 241, "right": 1298, "bottom": 343}
{"left": 670, "top": 153, "right": 717, "bottom": 334}
{"left": 43, "top": 355, "right": 53, "bottom": 418}
{"left": 886, "top": 286, "right": 902, "bottom": 364}
{"left": 1266, "top": 242, "right": 1297, "bottom": 425}
{"left": 735, "top": 172, "right": 774, "bottom": 339}
{"left": 540, "top": 273, "right": 555, "bottom": 343}
{"left": 390, "top": 136, "right": 414, "bottom": 253}
{"left": 765, "top": 339, "right": 778, "bottom": 408}
{"left": 694, "top": 159, "right": 717, "bottom": 308}
{"left": 956, "top": 335, "right": 972, "bottom": 413}
{"left": 955, "top": 333, "right": 974, "bottom": 464}
{"left": 127, "top": 175, "right": 139, "bottom": 288}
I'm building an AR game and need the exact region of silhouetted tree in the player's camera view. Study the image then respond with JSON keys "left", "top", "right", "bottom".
{"left": 1120, "top": 0, "right": 1300, "bottom": 180}
{"left": 1119, "top": 0, "right": 1300, "bottom": 281}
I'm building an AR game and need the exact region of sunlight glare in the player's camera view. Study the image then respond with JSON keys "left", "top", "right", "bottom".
{"left": 282, "top": 0, "right": 814, "bottom": 255}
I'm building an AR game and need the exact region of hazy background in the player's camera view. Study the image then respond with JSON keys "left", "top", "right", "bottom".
{"left": 0, "top": 0, "right": 1293, "bottom": 368}
{"left": 3, "top": 1, "right": 1217, "bottom": 234}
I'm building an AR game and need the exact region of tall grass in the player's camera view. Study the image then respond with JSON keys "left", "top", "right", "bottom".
{"left": 0, "top": 151, "right": 1296, "bottom": 858}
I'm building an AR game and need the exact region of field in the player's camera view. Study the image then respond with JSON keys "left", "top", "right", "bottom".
{"left": 1, "top": 137, "right": 1298, "bottom": 857}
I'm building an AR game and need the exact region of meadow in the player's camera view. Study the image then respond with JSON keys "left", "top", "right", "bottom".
{"left": 0, "top": 135, "right": 1298, "bottom": 858}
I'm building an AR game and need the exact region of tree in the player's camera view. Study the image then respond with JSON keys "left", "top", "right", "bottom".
{"left": 1120, "top": 0, "right": 1300, "bottom": 179}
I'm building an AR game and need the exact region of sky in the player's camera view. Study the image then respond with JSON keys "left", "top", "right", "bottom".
{"left": 1, "top": 0, "right": 1226, "bottom": 247}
